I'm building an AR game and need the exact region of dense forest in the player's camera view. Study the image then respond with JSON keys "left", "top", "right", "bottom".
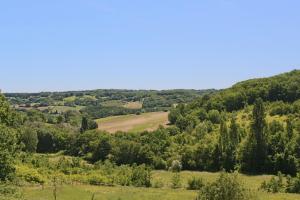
{"left": 0, "top": 70, "right": 300, "bottom": 199}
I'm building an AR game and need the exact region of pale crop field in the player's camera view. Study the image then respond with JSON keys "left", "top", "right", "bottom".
{"left": 96, "top": 112, "right": 169, "bottom": 133}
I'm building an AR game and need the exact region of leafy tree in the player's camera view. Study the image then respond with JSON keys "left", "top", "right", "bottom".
{"left": 80, "top": 116, "right": 89, "bottom": 133}
{"left": 36, "top": 128, "right": 55, "bottom": 153}
{"left": 168, "top": 108, "right": 180, "bottom": 124}
{"left": 208, "top": 110, "right": 221, "bottom": 124}
{"left": 21, "top": 127, "right": 38, "bottom": 153}
{"left": 0, "top": 125, "right": 18, "bottom": 181}
{"left": 91, "top": 136, "right": 112, "bottom": 162}
{"left": 220, "top": 117, "right": 240, "bottom": 171}
{"left": 240, "top": 98, "right": 268, "bottom": 173}
{"left": 80, "top": 116, "right": 98, "bottom": 133}
{"left": 0, "top": 94, "right": 19, "bottom": 181}
{"left": 286, "top": 118, "right": 294, "bottom": 140}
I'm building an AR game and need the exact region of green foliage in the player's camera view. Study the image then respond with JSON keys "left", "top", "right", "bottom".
{"left": 171, "top": 173, "right": 182, "bottom": 189}
{"left": 261, "top": 172, "right": 300, "bottom": 194}
{"left": 20, "top": 127, "right": 38, "bottom": 153}
{"left": 187, "top": 176, "right": 204, "bottom": 190}
{"left": 91, "top": 135, "right": 111, "bottom": 162}
{"left": 240, "top": 98, "right": 268, "bottom": 173}
{"left": 115, "top": 165, "right": 133, "bottom": 186}
{"left": 87, "top": 174, "right": 112, "bottom": 186}
{"left": 80, "top": 116, "right": 98, "bottom": 133}
{"left": 196, "top": 172, "right": 253, "bottom": 200}
{"left": 0, "top": 183, "right": 24, "bottom": 200}
{"left": 168, "top": 108, "right": 180, "bottom": 124}
{"left": 0, "top": 125, "right": 18, "bottom": 181}
{"left": 208, "top": 110, "right": 221, "bottom": 124}
{"left": 261, "top": 172, "right": 285, "bottom": 193}
{"left": 131, "top": 164, "right": 151, "bottom": 187}
{"left": 16, "top": 165, "right": 45, "bottom": 185}
{"left": 286, "top": 173, "right": 300, "bottom": 194}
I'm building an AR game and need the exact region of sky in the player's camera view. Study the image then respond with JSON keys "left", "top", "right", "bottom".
{"left": 0, "top": 1, "right": 299, "bottom": 92}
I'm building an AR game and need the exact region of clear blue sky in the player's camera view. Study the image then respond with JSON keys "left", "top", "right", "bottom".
{"left": 0, "top": 1, "right": 299, "bottom": 92}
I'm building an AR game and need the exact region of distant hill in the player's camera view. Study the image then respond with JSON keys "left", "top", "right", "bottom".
{"left": 4, "top": 89, "right": 215, "bottom": 119}
{"left": 188, "top": 69, "right": 300, "bottom": 112}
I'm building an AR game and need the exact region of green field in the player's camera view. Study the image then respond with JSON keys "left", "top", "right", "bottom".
{"left": 24, "top": 185, "right": 196, "bottom": 200}
{"left": 96, "top": 112, "right": 169, "bottom": 133}
{"left": 23, "top": 171, "right": 300, "bottom": 200}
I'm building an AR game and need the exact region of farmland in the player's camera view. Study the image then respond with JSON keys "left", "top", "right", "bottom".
{"left": 1, "top": 70, "right": 300, "bottom": 200}
{"left": 96, "top": 111, "right": 169, "bottom": 133}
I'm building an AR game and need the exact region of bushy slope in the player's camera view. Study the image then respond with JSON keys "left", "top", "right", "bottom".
{"left": 189, "top": 70, "right": 300, "bottom": 112}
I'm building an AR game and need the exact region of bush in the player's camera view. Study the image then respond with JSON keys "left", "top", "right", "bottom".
{"left": 261, "top": 172, "right": 285, "bottom": 193}
{"left": 171, "top": 173, "right": 181, "bottom": 189}
{"left": 196, "top": 172, "right": 253, "bottom": 200}
{"left": 187, "top": 176, "right": 204, "bottom": 190}
{"left": 16, "top": 166, "right": 45, "bottom": 185}
{"left": 115, "top": 165, "right": 132, "bottom": 186}
{"left": 208, "top": 110, "right": 221, "bottom": 124}
{"left": 0, "top": 183, "right": 23, "bottom": 200}
{"left": 131, "top": 165, "right": 151, "bottom": 187}
{"left": 88, "top": 174, "right": 112, "bottom": 186}
{"left": 286, "top": 173, "right": 300, "bottom": 193}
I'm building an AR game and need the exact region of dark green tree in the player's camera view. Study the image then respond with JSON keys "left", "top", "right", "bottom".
{"left": 0, "top": 125, "right": 18, "bottom": 180}
{"left": 286, "top": 118, "right": 294, "bottom": 140}
{"left": 80, "top": 116, "right": 89, "bottom": 133}
{"left": 240, "top": 98, "right": 268, "bottom": 173}
{"left": 92, "top": 136, "right": 112, "bottom": 162}
{"left": 0, "top": 94, "right": 19, "bottom": 180}
{"left": 21, "top": 127, "right": 38, "bottom": 153}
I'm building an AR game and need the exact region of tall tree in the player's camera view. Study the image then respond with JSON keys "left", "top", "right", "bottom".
{"left": 21, "top": 127, "right": 38, "bottom": 153}
{"left": 286, "top": 118, "right": 294, "bottom": 140}
{"left": 80, "top": 116, "right": 88, "bottom": 133}
{"left": 241, "top": 98, "right": 268, "bottom": 173}
{"left": 252, "top": 98, "right": 268, "bottom": 171}
{"left": 220, "top": 117, "right": 239, "bottom": 171}
{"left": 0, "top": 94, "right": 19, "bottom": 180}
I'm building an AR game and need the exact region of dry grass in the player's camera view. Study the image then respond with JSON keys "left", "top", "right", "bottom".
{"left": 123, "top": 101, "right": 143, "bottom": 109}
{"left": 96, "top": 112, "right": 169, "bottom": 133}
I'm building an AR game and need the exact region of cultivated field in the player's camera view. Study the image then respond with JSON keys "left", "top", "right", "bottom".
{"left": 23, "top": 171, "right": 300, "bottom": 200}
{"left": 96, "top": 112, "right": 169, "bottom": 133}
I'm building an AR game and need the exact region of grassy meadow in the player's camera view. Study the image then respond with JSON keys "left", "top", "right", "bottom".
{"left": 23, "top": 171, "right": 300, "bottom": 200}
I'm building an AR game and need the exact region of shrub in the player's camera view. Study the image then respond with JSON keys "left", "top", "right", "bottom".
{"left": 196, "top": 172, "right": 253, "bottom": 200}
{"left": 88, "top": 174, "right": 112, "bottom": 186}
{"left": 152, "top": 157, "right": 167, "bottom": 170}
{"left": 187, "top": 176, "right": 204, "bottom": 190}
{"left": 286, "top": 173, "right": 300, "bottom": 193}
{"left": 0, "top": 183, "right": 23, "bottom": 200}
{"left": 171, "top": 173, "right": 181, "bottom": 189}
{"left": 131, "top": 165, "right": 151, "bottom": 187}
{"left": 261, "top": 172, "right": 285, "bottom": 193}
{"left": 16, "top": 166, "right": 45, "bottom": 185}
{"left": 208, "top": 110, "right": 221, "bottom": 124}
{"left": 115, "top": 165, "right": 132, "bottom": 186}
